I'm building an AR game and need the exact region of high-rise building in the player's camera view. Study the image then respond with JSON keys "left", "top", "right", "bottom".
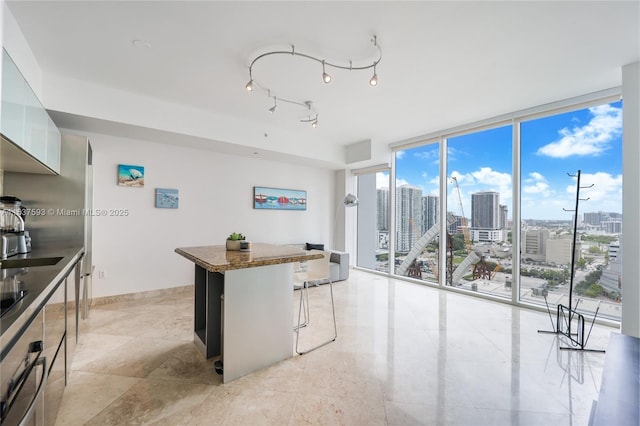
{"left": 601, "top": 238, "right": 623, "bottom": 293}
{"left": 396, "top": 184, "right": 423, "bottom": 252}
{"left": 546, "top": 236, "right": 579, "bottom": 265}
{"left": 447, "top": 213, "right": 466, "bottom": 235}
{"left": 499, "top": 204, "right": 508, "bottom": 229}
{"left": 422, "top": 195, "right": 439, "bottom": 234}
{"left": 469, "top": 191, "right": 504, "bottom": 242}
{"left": 521, "top": 229, "right": 549, "bottom": 261}
{"left": 471, "top": 191, "right": 500, "bottom": 229}
{"left": 583, "top": 211, "right": 605, "bottom": 226}
{"left": 377, "top": 188, "right": 389, "bottom": 231}
{"left": 583, "top": 211, "right": 623, "bottom": 230}
{"left": 602, "top": 220, "right": 622, "bottom": 234}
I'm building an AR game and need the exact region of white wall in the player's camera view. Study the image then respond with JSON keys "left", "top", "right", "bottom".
{"left": 69, "top": 130, "right": 334, "bottom": 298}
{"left": 2, "top": 4, "right": 42, "bottom": 97}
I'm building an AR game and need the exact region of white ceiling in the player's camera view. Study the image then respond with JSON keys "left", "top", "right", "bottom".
{"left": 6, "top": 1, "right": 639, "bottom": 169}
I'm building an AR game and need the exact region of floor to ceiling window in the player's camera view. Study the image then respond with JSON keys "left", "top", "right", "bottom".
{"left": 446, "top": 125, "right": 512, "bottom": 298}
{"left": 520, "top": 101, "right": 623, "bottom": 321}
{"left": 393, "top": 141, "right": 441, "bottom": 283}
{"left": 356, "top": 169, "right": 390, "bottom": 273}
{"left": 369, "top": 92, "right": 623, "bottom": 323}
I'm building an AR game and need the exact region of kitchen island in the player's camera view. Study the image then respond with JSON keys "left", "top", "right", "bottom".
{"left": 175, "top": 243, "right": 322, "bottom": 383}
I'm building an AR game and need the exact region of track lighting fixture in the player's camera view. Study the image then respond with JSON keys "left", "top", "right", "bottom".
{"left": 245, "top": 36, "right": 381, "bottom": 126}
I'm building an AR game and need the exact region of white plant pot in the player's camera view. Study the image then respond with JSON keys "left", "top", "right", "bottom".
{"left": 226, "top": 240, "right": 242, "bottom": 251}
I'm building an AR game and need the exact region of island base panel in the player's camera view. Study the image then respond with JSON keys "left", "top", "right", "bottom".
{"left": 222, "top": 264, "right": 294, "bottom": 383}
{"left": 194, "top": 265, "right": 222, "bottom": 359}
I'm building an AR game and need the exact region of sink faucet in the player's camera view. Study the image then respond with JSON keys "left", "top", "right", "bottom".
{"left": 1, "top": 209, "right": 25, "bottom": 232}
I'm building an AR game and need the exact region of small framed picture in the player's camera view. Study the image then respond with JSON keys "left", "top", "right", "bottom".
{"left": 254, "top": 186, "right": 306, "bottom": 210}
{"left": 118, "top": 164, "right": 144, "bottom": 187}
{"left": 155, "top": 188, "right": 179, "bottom": 209}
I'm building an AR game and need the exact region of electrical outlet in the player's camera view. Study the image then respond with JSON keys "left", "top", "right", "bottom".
{"left": 98, "top": 270, "right": 106, "bottom": 279}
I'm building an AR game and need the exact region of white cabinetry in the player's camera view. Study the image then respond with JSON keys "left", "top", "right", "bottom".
{"left": 1, "top": 50, "right": 26, "bottom": 147}
{"left": 0, "top": 49, "right": 60, "bottom": 174}
{"left": 46, "top": 116, "right": 61, "bottom": 172}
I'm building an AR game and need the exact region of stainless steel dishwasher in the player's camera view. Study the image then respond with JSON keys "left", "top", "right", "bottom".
{"left": 0, "top": 310, "right": 46, "bottom": 425}
{"left": 43, "top": 279, "right": 66, "bottom": 425}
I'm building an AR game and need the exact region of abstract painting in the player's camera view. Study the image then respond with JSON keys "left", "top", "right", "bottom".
{"left": 155, "top": 188, "right": 179, "bottom": 209}
{"left": 118, "top": 164, "right": 145, "bottom": 187}
{"left": 254, "top": 186, "right": 306, "bottom": 210}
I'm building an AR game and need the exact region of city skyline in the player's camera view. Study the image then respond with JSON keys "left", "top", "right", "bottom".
{"left": 378, "top": 185, "right": 621, "bottom": 244}
{"left": 380, "top": 101, "right": 622, "bottom": 221}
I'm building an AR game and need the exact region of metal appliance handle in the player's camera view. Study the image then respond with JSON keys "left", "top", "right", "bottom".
{"left": 1, "top": 341, "right": 46, "bottom": 425}
{"left": 17, "top": 356, "right": 46, "bottom": 426}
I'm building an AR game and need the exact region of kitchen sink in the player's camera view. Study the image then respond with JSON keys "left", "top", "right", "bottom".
{"left": 0, "top": 256, "right": 63, "bottom": 269}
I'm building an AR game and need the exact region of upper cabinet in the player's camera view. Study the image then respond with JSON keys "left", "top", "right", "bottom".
{"left": 1, "top": 49, "right": 61, "bottom": 175}
{"left": 1, "top": 49, "right": 26, "bottom": 146}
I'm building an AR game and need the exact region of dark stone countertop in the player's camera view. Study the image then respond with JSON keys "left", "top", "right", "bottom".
{"left": 0, "top": 246, "right": 84, "bottom": 359}
{"left": 175, "top": 243, "right": 323, "bottom": 272}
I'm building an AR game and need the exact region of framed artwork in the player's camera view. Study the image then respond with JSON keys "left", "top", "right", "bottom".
{"left": 155, "top": 188, "right": 179, "bottom": 209}
{"left": 118, "top": 164, "right": 145, "bottom": 187}
{"left": 254, "top": 186, "right": 306, "bottom": 210}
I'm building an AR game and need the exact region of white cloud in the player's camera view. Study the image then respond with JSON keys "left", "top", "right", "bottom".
{"left": 449, "top": 170, "right": 471, "bottom": 185}
{"left": 395, "top": 150, "right": 405, "bottom": 160}
{"left": 414, "top": 150, "right": 438, "bottom": 161}
{"left": 566, "top": 172, "right": 622, "bottom": 211}
{"left": 523, "top": 172, "right": 553, "bottom": 196}
{"left": 447, "top": 146, "right": 465, "bottom": 162}
{"left": 447, "top": 167, "right": 512, "bottom": 216}
{"left": 537, "top": 104, "right": 622, "bottom": 158}
{"left": 526, "top": 172, "right": 545, "bottom": 183}
{"left": 396, "top": 178, "right": 410, "bottom": 187}
{"left": 524, "top": 181, "right": 551, "bottom": 195}
{"left": 376, "top": 172, "right": 390, "bottom": 189}
{"left": 471, "top": 167, "right": 511, "bottom": 188}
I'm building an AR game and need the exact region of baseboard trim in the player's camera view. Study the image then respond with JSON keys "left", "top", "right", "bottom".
{"left": 79, "top": 284, "right": 194, "bottom": 309}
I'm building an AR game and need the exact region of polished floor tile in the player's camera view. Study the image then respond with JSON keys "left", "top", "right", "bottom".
{"left": 56, "top": 269, "right": 616, "bottom": 425}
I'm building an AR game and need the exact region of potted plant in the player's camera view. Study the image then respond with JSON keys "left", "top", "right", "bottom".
{"left": 226, "top": 232, "right": 246, "bottom": 251}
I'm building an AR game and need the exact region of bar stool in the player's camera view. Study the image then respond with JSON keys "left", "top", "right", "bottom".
{"left": 293, "top": 261, "right": 309, "bottom": 329}
{"left": 294, "top": 250, "right": 337, "bottom": 354}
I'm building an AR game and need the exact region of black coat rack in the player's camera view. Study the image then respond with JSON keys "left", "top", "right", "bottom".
{"left": 538, "top": 170, "right": 605, "bottom": 353}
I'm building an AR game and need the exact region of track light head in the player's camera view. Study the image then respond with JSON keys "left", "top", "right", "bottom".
{"left": 369, "top": 64, "right": 378, "bottom": 86}
{"left": 268, "top": 96, "right": 277, "bottom": 113}
{"left": 246, "top": 67, "right": 254, "bottom": 91}
{"left": 300, "top": 113, "right": 318, "bottom": 128}
{"left": 322, "top": 61, "right": 331, "bottom": 84}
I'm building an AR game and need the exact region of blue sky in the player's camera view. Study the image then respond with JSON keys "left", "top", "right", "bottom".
{"left": 386, "top": 101, "right": 622, "bottom": 221}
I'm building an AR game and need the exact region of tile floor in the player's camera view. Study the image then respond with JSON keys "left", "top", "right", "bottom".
{"left": 55, "top": 269, "right": 617, "bottom": 425}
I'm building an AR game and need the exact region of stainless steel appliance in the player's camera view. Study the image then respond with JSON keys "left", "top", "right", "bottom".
{"left": 0, "top": 196, "right": 24, "bottom": 233}
{"left": 0, "top": 196, "right": 32, "bottom": 259}
{"left": 0, "top": 311, "right": 46, "bottom": 425}
{"left": 4, "top": 135, "right": 93, "bottom": 320}
{"left": 0, "top": 274, "right": 28, "bottom": 318}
